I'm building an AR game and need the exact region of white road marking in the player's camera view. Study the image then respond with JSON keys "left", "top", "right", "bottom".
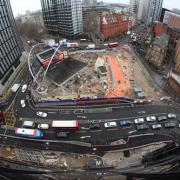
{"left": 90, "top": 130, "right": 102, "bottom": 133}
{"left": 106, "top": 128, "right": 118, "bottom": 131}
{"left": 80, "top": 136, "right": 91, "bottom": 139}
{"left": 48, "top": 112, "right": 57, "bottom": 114}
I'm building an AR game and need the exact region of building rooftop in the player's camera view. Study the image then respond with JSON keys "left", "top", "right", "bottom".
{"left": 47, "top": 58, "right": 87, "bottom": 85}
{"left": 152, "top": 33, "right": 169, "bottom": 49}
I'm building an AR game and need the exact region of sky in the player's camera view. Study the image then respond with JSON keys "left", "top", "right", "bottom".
{"left": 10, "top": 0, "right": 180, "bottom": 17}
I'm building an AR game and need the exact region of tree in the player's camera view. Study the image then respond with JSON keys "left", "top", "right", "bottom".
{"left": 15, "top": 20, "right": 47, "bottom": 41}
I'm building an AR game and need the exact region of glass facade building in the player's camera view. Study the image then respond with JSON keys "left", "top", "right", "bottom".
{"left": 0, "top": 0, "right": 23, "bottom": 91}
{"left": 40, "top": 0, "right": 83, "bottom": 39}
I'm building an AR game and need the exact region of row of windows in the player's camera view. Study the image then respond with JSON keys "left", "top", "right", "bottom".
{"left": 0, "top": 47, "right": 21, "bottom": 75}
{"left": 0, "top": 16, "right": 10, "bottom": 30}
{"left": 0, "top": 37, "right": 17, "bottom": 58}
{"left": 0, "top": 27, "right": 14, "bottom": 44}
{"left": 0, "top": 5, "right": 8, "bottom": 17}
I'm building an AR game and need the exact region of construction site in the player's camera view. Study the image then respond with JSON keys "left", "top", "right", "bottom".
{"left": 33, "top": 45, "right": 160, "bottom": 101}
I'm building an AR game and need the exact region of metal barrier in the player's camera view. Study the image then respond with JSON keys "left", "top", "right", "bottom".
{"left": 84, "top": 107, "right": 112, "bottom": 114}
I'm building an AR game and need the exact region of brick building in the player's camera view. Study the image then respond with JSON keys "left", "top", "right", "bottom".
{"left": 100, "top": 12, "right": 129, "bottom": 40}
{"left": 174, "top": 42, "right": 180, "bottom": 73}
{"left": 167, "top": 27, "right": 180, "bottom": 49}
{"left": 145, "top": 33, "right": 169, "bottom": 69}
{"left": 166, "top": 72, "right": 180, "bottom": 97}
{"left": 153, "top": 22, "right": 167, "bottom": 37}
{"left": 166, "top": 41, "right": 180, "bottom": 98}
{"left": 168, "top": 14, "right": 180, "bottom": 29}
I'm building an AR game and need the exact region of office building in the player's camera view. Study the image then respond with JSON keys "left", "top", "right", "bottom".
{"left": 82, "top": 0, "right": 97, "bottom": 6}
{"left": 0, "top": 0, "right": 23, "bottom": 94}
{"left": 137, "top": 0, "right": 144, "bottom": 20}
{"left": 172, "top": 8, "right": 180, "bottom": 15}
{"left": 40, "top": 0, "right": 83, "bottom": 39}
{"left": 160, "top": 8, "right": 171, "bottom": 22}
{"left": 129, "top": 0, "right": 138, "bottom": 18}
{"left": 141, "top": 0, "right": 163, "bottom": 25}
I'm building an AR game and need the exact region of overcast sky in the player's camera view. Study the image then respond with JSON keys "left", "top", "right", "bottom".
{"left": 10, "top": 0, "right": 180, "bottom": 17}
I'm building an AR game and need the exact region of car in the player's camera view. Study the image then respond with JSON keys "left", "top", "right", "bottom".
{"left": 152, "top": 124, "right": 162, "bottom": 130}
{"left": 146, "top": 116, "right": 156, "bottom": 122}
{"left": 89, "top": 123, "right": 100, "bottom": 130}
{"left": 21, "top": 84, "right": 27, "bottom": 93}
{"left": 104, "top": 122, "right": 117, "bottom": 128}
{"left": 36, "top": 111, "right": 47, "bottom": 118}
{"left": 38, "top": 123, "right": 49, "bottom": 130}
{"left": 20, "top": 100, "right": 26, "bottom": 108}
{"left": 134, "top": 118, "right": 144, "bottom": 124}
{"left": 158, "top": 115, "right": 167, "bottom": 121}
{"left": 22, "top": 121, "right": 35, "bottom": 128}
{"left": 119, "top": 119, "right": 132, "bottom": 126}
{"left": 77, "top": 115, "right": 87, "bottom": 119}
{"left": 167, "top": 113, "right": 176, "bottom": 119}
{"left": 73, "top": 109, "right": 84, "bottom": 114}
{"left": 138, "top": 111, "right": 146, "bottom": 114}
{"left": 136, "top": 124, "right": 149, "bottom": 130}
{"left": 56, "top": 132, "right": 69, "bottom": 138}
{"left": 164, "top": 122, "right": 176, "bottom": 128}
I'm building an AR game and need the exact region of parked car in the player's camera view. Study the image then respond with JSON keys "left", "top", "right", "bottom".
{"left": 158, "top": 115, "right": 167, "bottom": 121}
{"left": 104, "top": 122, "right": 117, "bottom": 128}
{"left": 38, "top": 124, "right": 49, "bottom": 130}
{"left": 167, "top": 113, "right": 176, "bottom": 119}
{"left": 146, "top": 116, "right": 156, "bottom": 122}
{"left": 136, "top": 124, "right": 149, "bottom": 130}
{"left": 21, "top": 84, "right": 27, "bottom": 93}
{"left": 37, "top": 111, "right": 47, "bottom": 118}
{"left": 152, "top": 124, "right": 162, "bottom": 130}
{"left": 89, "top": 123, "right": 100, "bottom": 130}
{"left": 134, "top": 118, "right": 144, "bottom": 124}
{"left": 164, "top": 122, "right": 176, "bottom": 128}
{"left": 20, "top": 100, "right": 26, "bottom": 108}
{"left": 119, "top": 119, "right": 132, "bottom": 126}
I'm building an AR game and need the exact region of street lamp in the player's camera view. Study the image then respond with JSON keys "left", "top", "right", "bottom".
{"left": 42, "top": 40, "right": 64, "bottom": 82}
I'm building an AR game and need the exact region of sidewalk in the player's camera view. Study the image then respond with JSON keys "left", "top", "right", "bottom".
{"left": 131, "top": 47, "right": 180, "bottom": 105}
{"left": 0, "top": 51, "right": 28, "bottom": 100}
{"left": 130, "top": 47, "right": 167, "bottom": 95}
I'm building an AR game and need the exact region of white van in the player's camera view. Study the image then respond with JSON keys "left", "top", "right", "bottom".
{"left": 22, "top": 121, "right": 35, "bottom": 128}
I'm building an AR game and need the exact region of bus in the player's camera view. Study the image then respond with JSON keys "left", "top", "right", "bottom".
{"left": 51, "top": 120, "right": 80, "bottom": 131}
{"left": 108, "top": 42, "right": 119, "bottom": 48}
{"left": 15, "top": 128, "right": 43, "bottom": 138}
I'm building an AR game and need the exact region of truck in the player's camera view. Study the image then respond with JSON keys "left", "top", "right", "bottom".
{"left": 11, "top": 84, "right": 20, "bottom": 92}
{"left": 87, "top": 44, "right": 95, "bottom": 49}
